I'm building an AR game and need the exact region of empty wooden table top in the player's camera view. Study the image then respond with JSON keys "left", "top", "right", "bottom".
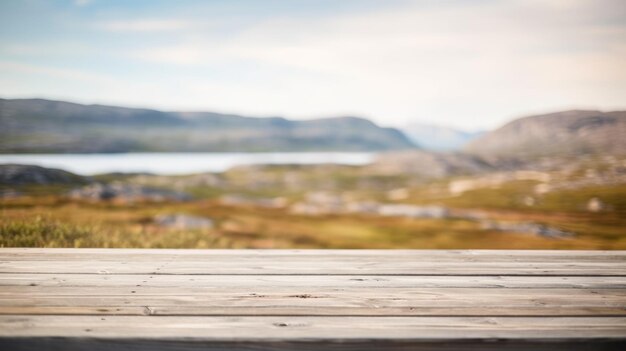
{"left": 0, "top": 249, "right": 625, "bottom": 350}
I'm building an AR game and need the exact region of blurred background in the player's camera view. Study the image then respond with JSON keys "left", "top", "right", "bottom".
{"left": 1, "top": 0, "right": 625, "bottom": 249}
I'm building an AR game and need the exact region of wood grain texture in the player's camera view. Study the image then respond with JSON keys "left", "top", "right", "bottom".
{"left": 0, "top": 249, "right": 625, "bottom": 350}
{"left": 2, "top": 260, "right": 625, "bottom": 275}
{"left": 2, "top": 274, "right": 625, "bottom": 288}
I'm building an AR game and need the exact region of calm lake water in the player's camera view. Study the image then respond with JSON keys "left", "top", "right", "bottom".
{"left": 0, "top": 152, "right": 376, "bottom": 175}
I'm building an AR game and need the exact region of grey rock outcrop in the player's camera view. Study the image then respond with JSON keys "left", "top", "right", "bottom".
{"left": 367, "top": 150, "right": 494, "bottom": 178}
{"left": 153, "top": 214, "right": 214, "bottom": 230}
{"left": 482, "top": 221, "right": 574, "bottom": 239}
{"left": 465, "top": 110, "right": 626, "bottom": 159}
{"left": 0, "top": 164, "right": 88, "bottom": 185}
{"left": 68, "top": 182, "right": 190, "bottom": 202}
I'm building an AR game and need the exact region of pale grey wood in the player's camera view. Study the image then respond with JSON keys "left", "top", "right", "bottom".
{"left": 3, "top": 305, "right": 625, "bottom": 317}
{"left": 1, "top": 249, "right": 625, "bottom": 350}
{"left": 2, "top": 286, "right": 624, "bottom": 299}
{"left": 2, "top": 249, "right": 625, "bottom": 262}
{"left": 2, "top": 260, "right": 624, "bottom": 275}
{"left": 1, "top": 315, "right": 625, "bottom": 339}
{"left": 0, "top": 295, "right": 625, "bottom": 313}
{"left": 1, "top": 248, "right": 624, "bottom": 256}
{"left": 1, "top": 289, "right": 623, "bottom": 312}
{"left": 0, "top": 255, "right": 609, "bottom": 265}
{"left": 2, "top": 274, "right": 625, "bottom": 288}
{"left": 2, "top": 286, "right": 623, "bottom": 297}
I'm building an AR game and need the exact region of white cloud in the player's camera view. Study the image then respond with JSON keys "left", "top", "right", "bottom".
{"left": 116, "top": 0, "right": 625, "bottom": 128}
{"left": 0, "top": 60, "right": 184, "bottom": 110}
{"left": 130, "top": 45, "right": 207, "bottom": 65}
{"left": 0, "top": 61, "right": 119, "bottom": 85}
{"left": 3, "top": 0, "right": 624, "bottom": 129}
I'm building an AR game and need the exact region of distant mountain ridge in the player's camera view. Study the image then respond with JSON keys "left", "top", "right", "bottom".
{"left": 373, "top": 109, "right": 626, "bottom": 178}
{"left": 0, "top": 98, "right": 416, "bottom": 153}
{"left": 465, "top": 110, "right": 626, "bottom": 158}
{"left": 402, "top": 123, "right": 483, "bottom": 151}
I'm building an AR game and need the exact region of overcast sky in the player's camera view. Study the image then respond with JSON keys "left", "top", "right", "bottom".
{"left": 0, "top": 0, "right": 624, "bottom": 130}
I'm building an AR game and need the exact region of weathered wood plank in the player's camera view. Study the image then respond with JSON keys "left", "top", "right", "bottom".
{"left": 2, "top": 249, "right": 625, "bottom": 262}
{"left": 1, "top": 249, "right": 625, "bottom": 350}
{"left": 1, "top": 285, "right": 624, "bottom": 316}
{"left": 2, "top": 274, "right": 625, "bottom": 288}
{"left": 1, "top": 297, "right": 622, "bottom": 312}
{"left": 3, "top": 305, "right": 626, "bottom": 317}
{"left": 3, "top": 286, "right": 623, "bottom": 297}
{"left": 3, "top": 255, "right": 626, "bottom": 264}
{"left": 1, "top": 289, "right": 623, "bottom": 311}
{"left": 1, "top": 315, "right": 625, "bottom": 338}
{"left": 2, "top": 248, "right": 624, "bottom": 256}
{"left": 2, "top": 260, "right": 624, "bottom": 275}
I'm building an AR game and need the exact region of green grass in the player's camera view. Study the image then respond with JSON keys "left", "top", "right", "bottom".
{"left": 540, "top": 184, "right": 626, "bottom": 212}
{"left": 2, "top": 158, "right": 625, "bottom": 249}
{"left": 0, "top": 214, "right": 238, "bottom": 249}
{"left": 2, "top": 196, "right": 622, "bottom": 249}
{"left": 0, "top": 216, "right": 95, "bottom": 247}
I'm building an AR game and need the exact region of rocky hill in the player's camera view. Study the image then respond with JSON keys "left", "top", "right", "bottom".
{"left": 367, "top": 150, "right": 495, "bottom": 178}
{"left": 0, "top": 98, "right": 415, "bottom": 153}
{"left": 465, "top": 110, "right": 626, "bottom": 159}
{"left": 402, "top": 123, "right": 483, "bottom": 151}
{"left": 0, "top": 164, "right": 89, "bottom": 185}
